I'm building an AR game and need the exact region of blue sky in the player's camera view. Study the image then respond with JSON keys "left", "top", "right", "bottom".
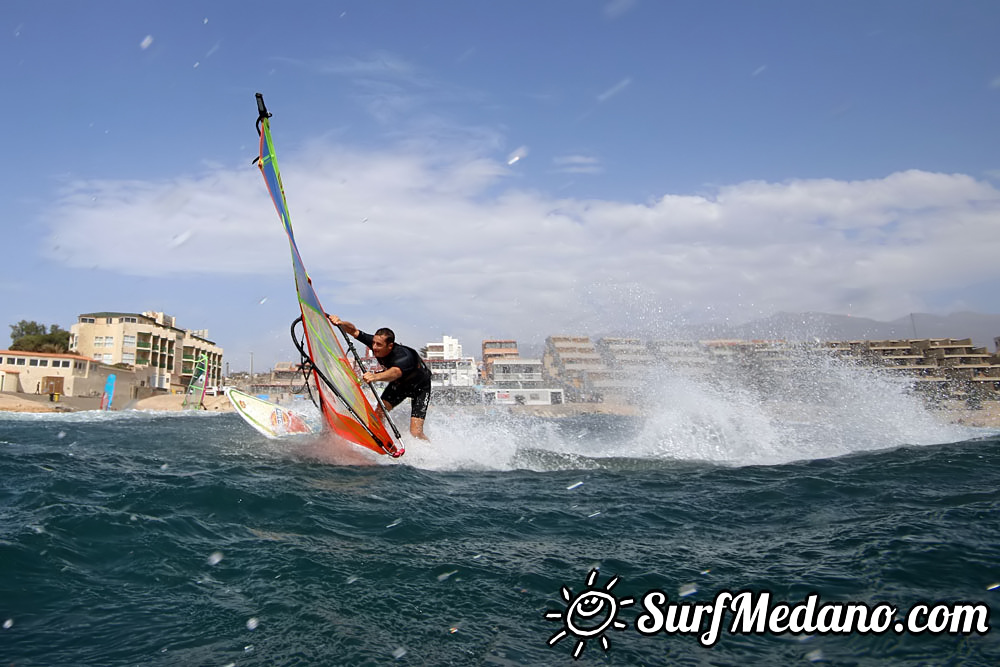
{"left": 4, "top": 0, "right": 999, "bottom": 370}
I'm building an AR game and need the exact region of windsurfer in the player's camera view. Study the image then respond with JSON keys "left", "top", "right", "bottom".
{"left": 327, "top": 315, "right": 432, "bottom": 441}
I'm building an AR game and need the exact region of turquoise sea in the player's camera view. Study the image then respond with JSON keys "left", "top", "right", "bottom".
{"left": 2, "top": 365, "right": 999, "bottom": 665}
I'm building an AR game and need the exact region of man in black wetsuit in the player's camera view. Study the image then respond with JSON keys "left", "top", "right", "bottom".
{"left": 327, "top": 315, "right": 431, "bottom": 441}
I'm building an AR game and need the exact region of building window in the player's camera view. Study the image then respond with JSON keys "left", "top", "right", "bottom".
{"left": 103, "top": 354, "right": 113, "bottom": 364}
{"left": 123, "top": 335, "right": 136, "bottom": 347}
{"left": 29, "top": 359, "right": 39, "bottom": 366}
{"left": 106, "top": 318, "right": 113, "bottom": 324}
{"left": 81, "top": 317, "right": 95, "bottom": 323}
{"left": 122, "top": 352, "right": 135, "bottom": 365}
{"left": 16, "top": 358, "right": 25, "bottom": 366}
{"left": 39, "top": 360, "right": 48, "bottom": 367}
{"left": 62, "top": 360, "right": 71, "bottom": 368}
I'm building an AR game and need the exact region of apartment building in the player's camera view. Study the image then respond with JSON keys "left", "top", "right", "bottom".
{"left": 424, "top": 335, "right": 479, "bottom": 403}
{"left": 481, "top": 357, "right": 563, "bottom": 405}
{"left": 648, "top": 339, "right": 713, "bottom": 378}
{"left": 70, "top": 311, "right": 223, "bottom": 393}
{"left": 824, "top": 337, "right": 1000, "bottom": 399}
{"left": 481, "top": 339, "right": 519, "bottom": 380}
{"left": 425, "top": 335, "right": 463, "bottom": 360}
{"left": 596, "top": 337, "right": 653, "bottom": 369}
{"left": 542, "top": 335, "right": 609, "bottom": 401}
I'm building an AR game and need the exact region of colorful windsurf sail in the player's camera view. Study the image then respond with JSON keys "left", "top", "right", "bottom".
{"left": 182, "top": 353, "right": 209, "bottom": 410}
{"left": 101, "top": 374, "right": 116, "bottom": 411}
{"left": 254, "top": 93, "right": 402, "bottom": 457}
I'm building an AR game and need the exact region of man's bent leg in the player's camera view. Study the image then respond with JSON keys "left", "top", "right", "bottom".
{"left": 409, "top": 416, "right": 429, "bottom": 441}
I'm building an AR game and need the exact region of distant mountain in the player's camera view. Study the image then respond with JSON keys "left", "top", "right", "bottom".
{"left": 676, "top": 311, "right": 1000, "bottom": 352}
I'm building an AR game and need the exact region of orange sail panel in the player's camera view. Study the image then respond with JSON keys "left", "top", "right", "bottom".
{"left": 255, "top": 94, "right": 399, "bottom": 456}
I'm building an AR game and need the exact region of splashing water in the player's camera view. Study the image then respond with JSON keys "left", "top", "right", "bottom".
{"left": 250, "top": 346, "right": 986, "bottom": 470}
{"left": 7, "top": 347, "right": 982, "bottom": 473}
{"left": 633, "top": 349, "right": 975, "bottom": 465}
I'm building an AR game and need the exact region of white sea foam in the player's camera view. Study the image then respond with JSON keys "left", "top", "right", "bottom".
{"left": 634, "top": 350, "right": 978, "bottom": 465}
{"left": 391, "top": 348, "right": 983, "bottom": 470}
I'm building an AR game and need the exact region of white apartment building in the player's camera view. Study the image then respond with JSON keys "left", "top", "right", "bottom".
{"left": 481, "top": 357, "right": 564, "bottom": 405}
{"left": 422, "top": 335, "right": 479, "bottom": 403}
{"left": 70, "top": 311, "right": 223, "bottom": 393}
{"left": 426, "top": 357, "right": 479, "bottom": 388}
{"left": 425, "top": 335, "right": 463, "bottom": 360}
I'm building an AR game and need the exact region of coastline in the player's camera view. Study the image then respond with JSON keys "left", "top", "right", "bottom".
{"left": 0, "top": 392, "right": 233, "bottom": 414}
{"left": 3, "top": 392, "right": 1000, "bottom": 429}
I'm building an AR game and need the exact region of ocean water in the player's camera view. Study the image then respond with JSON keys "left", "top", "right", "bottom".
{"left": 2, "top": 363, "right": 999, "bottom": 666}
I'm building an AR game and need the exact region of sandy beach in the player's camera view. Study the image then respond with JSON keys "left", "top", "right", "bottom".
{"left": 0, "top": 392, "right": 234, "bottom": 414}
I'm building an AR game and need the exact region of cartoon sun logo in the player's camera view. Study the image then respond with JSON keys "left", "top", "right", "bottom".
{"left": 545, "top": 568, "right": 634, "bottom": 659}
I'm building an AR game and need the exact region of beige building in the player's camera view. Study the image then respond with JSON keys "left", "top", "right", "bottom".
{"left": 542, "top": 335, "right": 610, "bottom": 401}
{"left": 481, "top": 339, "right": 519, "bottom": 380}
{"left": 0, "top": 349, "right": 143, "bottom": 400}
{"left": 69, "top": 311, "right": 223, "bottom": 393}
{"left": 824, "top": 337, "right": 1000, "bottom": 399}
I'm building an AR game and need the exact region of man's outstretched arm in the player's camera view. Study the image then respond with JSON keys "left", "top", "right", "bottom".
{"left": 327, "top": 314, "right": 359, "bottom": 338}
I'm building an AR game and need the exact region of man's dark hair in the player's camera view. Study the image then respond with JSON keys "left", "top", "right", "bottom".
{"left": 374, "top": 327, "right": 395, "bottom": 345}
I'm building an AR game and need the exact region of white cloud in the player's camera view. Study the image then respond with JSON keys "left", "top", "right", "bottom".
{"left": 39, "top": 138, "right": 1000, "bottom": 346}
